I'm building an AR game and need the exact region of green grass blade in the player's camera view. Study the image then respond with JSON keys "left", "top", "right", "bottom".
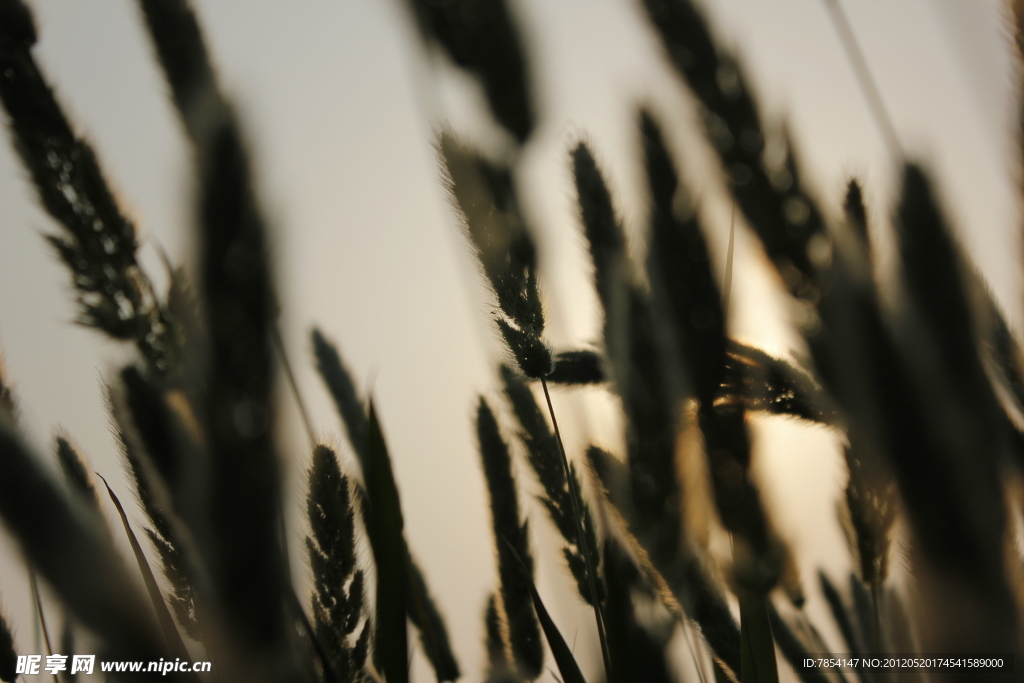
{"left": 366, "top": 402, "right": 408, "bottom": 683}
{"left": 98, "top": 476, "right": 196, "bottom": 675}
{"left": 739, "top": 592, "right": 778, "bottom": 683}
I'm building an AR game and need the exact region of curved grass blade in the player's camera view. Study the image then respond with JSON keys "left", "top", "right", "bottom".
{"left": 97, "top": 475, "right": 196, "bottom": 675}
{"left": 366, "top": 402, "right": 408, "bottom": 683}
{"left": 501, "top": 538, "right": 586, "bottom": 683}
{"left": 0, "top": 422, "right": 167, "bottom": 664}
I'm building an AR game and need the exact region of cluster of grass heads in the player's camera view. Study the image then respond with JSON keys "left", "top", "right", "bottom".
{"left": 0, "top": 0, "right": 1021, "bottom": 681}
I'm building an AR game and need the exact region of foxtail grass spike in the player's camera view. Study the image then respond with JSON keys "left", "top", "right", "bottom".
{"left": 575, "top": 141, "right": 684, "bottom": 562}
{"left": 198, "top": 78, "right": 289, "bottom": 663}
{"left": 136, "top": 0, "right": 227, "bottom": 147}
{"left": 896, "top": 164, "right": 1000, "bottom": 413}
{"left": 0, "top": 604, "right": 15, "bottom": 683}
{"left": 145, "top": 528, "right": 201, "bottom": 642}
{"left": 890, "top": 164, "right": 1014, "bottom": 630}
{"left": 109, "top": 381, "right": 201, "bottom": 641}
{"left": 642, "top": 112, "right": 781, "bottom": 585}
{"left": 642, "top": 110, "right": 725, "bottom": 408}
{"left": 0, "top": 0, "right": 177, "bottom": 373}
{"left": 842, "top": 443, "right": 896, "bottom": 588}
{"left": 312, "top": 329, "right": 369, "bottom": 471}
{"left": 546, "top": 350, "right": 604, "bottom": 385}
{"left": 138, "top": 2, "right": 294, "bottom": 660}
{"left": 644, "top": 114, "right": 810, "bottom": 581}
{"left": 314, "top": 330, "right": 459, "bottom": 681}
{"left": 305, "top": 444, "right": 369, "bottom": 682}
{"left": 120, "top": 367, "right": 182, "bottom": 491}
{"left": 477, "top": 398, "right": 543, "bottom": 679}
{"left": 897, "top": 166, "right": 977, "bottom": 370}
{"left": 572, "top": 143, "right": 629, "bottom": 376}
{"left": 55, "top": 436, "right": 100, "bottom": 512}
{"left": 585, "top": 445, "right": 743, "bottom": 676}
{"left": 537, "top": 378, "right": 612, "bottom": 676}
{"left": 404, "top": 0, "right": 534, "bottom": 142}
{"left": 365, "top": 402, "right": 408, "bottom": 683}
{"left": 483, "top": 593, "right": 512, "bottom": 682}
{"left": 500, "top": 366, "right": 601, "bottom": 606}
{"left": 575, "top": 136, "right": 747, "bottom": 673}
{"left": 440, "top": 133, "right": 550, "bottom": 378}
{"left": 641, "top": 0, "right": 827, "bottom": 303}
{"left": 132, "top": 1, "right": 301, "bottom": 668}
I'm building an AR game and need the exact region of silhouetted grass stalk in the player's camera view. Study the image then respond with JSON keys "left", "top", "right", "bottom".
{"left": 538, "top": 377, "right": 612, "bottom": 676}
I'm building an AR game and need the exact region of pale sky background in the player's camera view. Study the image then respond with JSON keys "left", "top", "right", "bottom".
{"left": 0, "top": 0, "right": 1019, "bottom": 680}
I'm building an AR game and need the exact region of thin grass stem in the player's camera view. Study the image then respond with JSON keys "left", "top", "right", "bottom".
{"left": 539, "top": 377, "right": 612, "bottom": 678}
{"left": 29, "top": 573, "right": 56, "bottom": 683}
{"left": 683, "top": 623, "right": 708, "bottom": 683}
{"left": 722, "top": 204, "right": 735, "bottom": 315}
{"left": 821, "top": 0, "right": 901, "bottom": 158}
{"left": 271, "top": 322, "right": 316, "bottom": 447}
